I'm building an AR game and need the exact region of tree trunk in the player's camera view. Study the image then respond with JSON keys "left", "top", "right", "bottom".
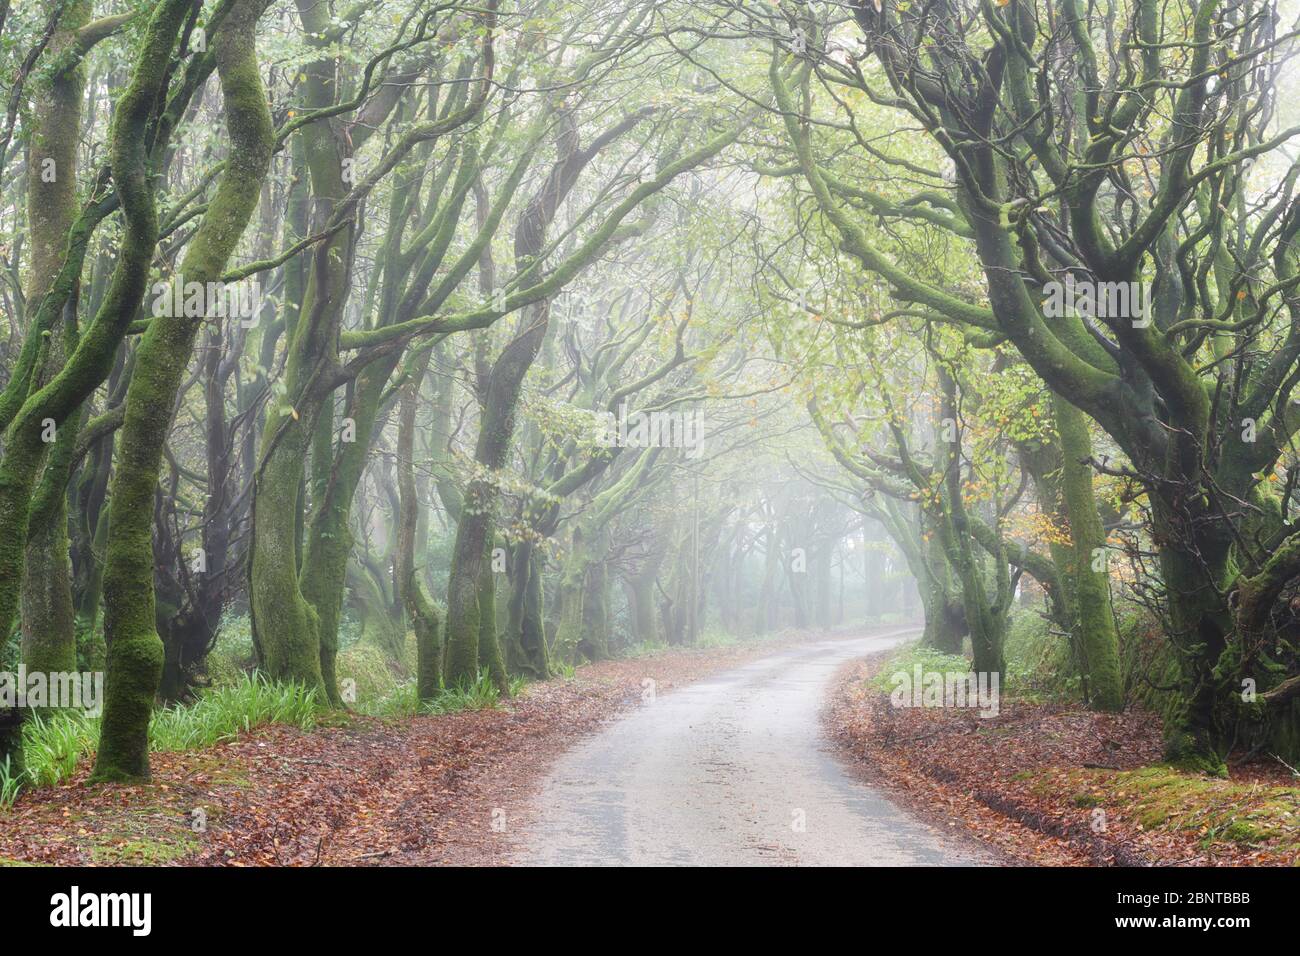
{"left": 444, "top": 307, "right": 549, "bottom": 686}
{"left": 1054, "top": 396, "right": 1123, "bottom": 711}
{"left": 405, "top": 571, "right": 441, "bottom": 703}
{"left": 476, "top": 543, "right": 508, "bottom": 690}
{"left": 19, "top": 0, "right": 90, "bottom": 694}
{"left": 551, "top": 529, "right": 590, "bottom": 665}
{"left": 581, "top": 558, "right": 610, "bottom": 661}
{"left": 95, "top": 0, "right": 275, "bottom": 782}
{"left": 506, "top": 542, "right": 551, "bottom": 678}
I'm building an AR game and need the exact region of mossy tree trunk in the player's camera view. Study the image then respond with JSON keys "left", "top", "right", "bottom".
{"left": 251, "top": 411, "right": 326, "bottom": 691}
{"left": 551, "top": 527, "right": 591, "bottom": 666}
{"left": 770, "top": 15, "right": 1269, "bottom": 765}
{"left": 443, "top": 103, "right": 723, "bottom": 683}
{"left": 392, "top": 299, "right": 451, "bottom": 703}
{"left": 395, "top": 346, "right": 432, "bottom": 633}
{"left": 94, "top": 0, "right": 275, "bottom": 782}
{"left": 302, "top": 284, "right": 460, "bottom": 697}
{"left": 930, "top": 369, "right": 1010, "bottom": 678}
{"left": 250, "top": 20, "right": 491, "bottom": 700}
{"left": 1053, "top": 396, "right": 1124, "bottom": 711}
{"left": 19, "top": 0, "right": 91, "bottom": 691}
{"left": 624, "top": 542, "right": 664, "bottom": 645}
{"left": 807, "top": 397, "right": 971, "bottom": 651}
{"left": 0, "top": 0, "right": 196, "bottom": 771}
{"left": 441, "top": 111, "right": 588, "bottom": 688}
{"left": 505, "top": 542, "right": 550, "bottom": 678}
{"left": 476, "top": 542, "right": 508, "bottom": 688}
{"left": 581, "top": 549, "right": 610, "bottom": 661}
{"left": 248, "top": 0, "right": 366, "bottom": 699}
{"left": 405, "top": 570, "right": 442, "bottom": 703}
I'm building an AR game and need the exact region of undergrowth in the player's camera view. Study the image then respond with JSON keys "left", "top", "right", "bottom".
{"left": 363, "top": 669, "right": 528, "bottom": 718}
{"left": 0, "top": 674, "right": 317, "bottom": 807}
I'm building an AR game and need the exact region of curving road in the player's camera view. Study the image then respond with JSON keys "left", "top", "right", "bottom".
{"left": 514, "top": 628, "right": 997, "bottom": 866}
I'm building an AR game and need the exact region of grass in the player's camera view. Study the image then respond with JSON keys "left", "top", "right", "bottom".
{"left": 866, "top": 607, "right": 1104, "bottom": 704}
{"left": 619, "top": 639, "right": 670, "bottom": 659}
{"left": 0, "top": 756, "right": 22, "bottom": 807}
{"left": 866, "top": 608, "right": 1300, "bottom": 859}
{"left": 149, "top": 674, "right": 318, "bottom": 751}
{"left": 866, "top": 642, "right": 971, "bottom": 694}
{"left": 421, "top": 679, "right": 501, "bottom": 715}
{"left": 1002, "top": 607, "right": 1077, "bottom": 703}
{"left": 0, "top": 673, "right": 319, "bottom": 808}
{"left": 552, "top": 660, "right": 578, "bottom": 680}
{"left": 363, "top": 669, "right": 528, "bottom": 718}
{"left": 694, "top": 627, "right": 742, "bottom": 650}
{"left": 2, "top": 621, "right": 768, "bottom": 808}
{"left": 22, "top": 712, "right": 98, "bottom": 788}
{"left": 90, "top": 836, "right": 197, "bottom": 865}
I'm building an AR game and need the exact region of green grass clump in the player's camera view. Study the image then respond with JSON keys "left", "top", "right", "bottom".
{"left": 0, "top": 756, "right": 23, "bottom": 807}
{"left": 90, "top": 836, "right": 197, "bottom": 866}
{"left": 364, "top": 670, "right": 528, "bottom": 718}
{"left": 364, "top": 680, "right": 421, "bottom": 718}
{"left": 149, "top": 674, "right": 318, "bottom": 751}
{"left": 422, "top": 671, "right": 526, "bottom": 715}
{"left": 0, "top": 674, "right": 318, "bottom": 807}
{"left": 1001, "top": 607, "right": 1076, "bottom": 702}
{"left": 421, "top": 684, "right": 498, "bottom": 715}
{"left": 22, "top": 711, "right": 98, "bottom": 788}
{"left": 553, "top": 661, "right": 578, "bottom": 680}
{"left": 867, "top": 642, "right": 972, "bottom": 693}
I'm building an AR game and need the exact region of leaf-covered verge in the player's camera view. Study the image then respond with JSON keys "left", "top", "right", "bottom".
{"left": 827, "top": 622, "right": 1300, "bottom": 866}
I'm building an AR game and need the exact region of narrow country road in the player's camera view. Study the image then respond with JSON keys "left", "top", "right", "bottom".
{"left": 514, "top": 628, "right": 997, "bottom": 866}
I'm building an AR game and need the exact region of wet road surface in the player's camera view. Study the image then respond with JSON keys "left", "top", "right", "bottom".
{"left": 514, "top": 628, "right": 997, "bottom": 866}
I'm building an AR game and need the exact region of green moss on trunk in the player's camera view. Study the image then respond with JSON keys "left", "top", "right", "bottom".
{"left": 506, "top": 544, "right": 550, "bottom": 678}
{"left": 476, "top": 545, "right": 508, "bottom": 693}
{"left": 94, "top": 0, "right": 274, "bottom": 782}
{"left": 1054, "top": 396, "right": 1123, "bottom": 712}
{"left": 406, "top": 572, "right": 442, "bottom": 702}
{"left": 250, "top": 417, "right": 326, "bottom": 692}
{"left": 19, "top": 0, "right": 91, "bottom": 696}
